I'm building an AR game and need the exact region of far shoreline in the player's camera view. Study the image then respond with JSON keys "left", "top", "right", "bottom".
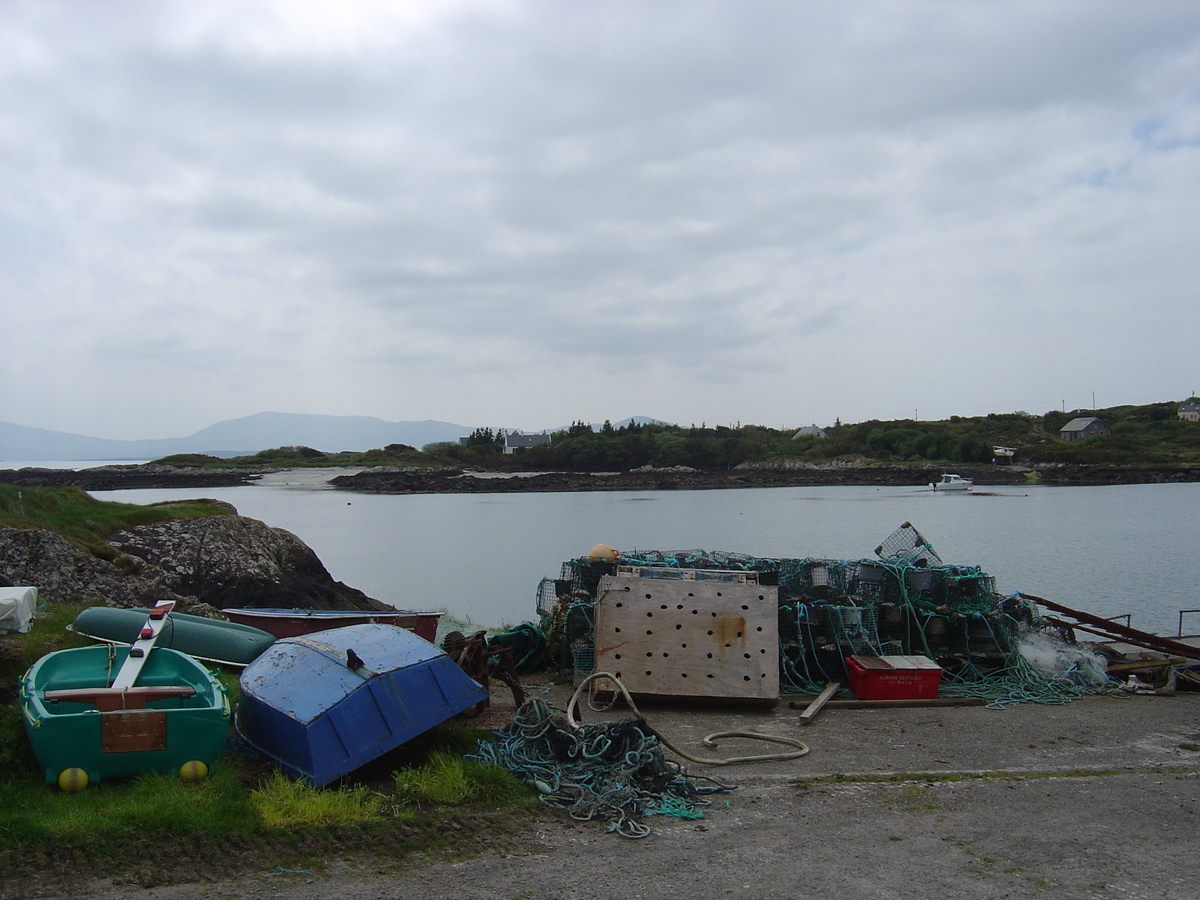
{"left": 2, "top": 461, "right": 1196, "bottom": 493}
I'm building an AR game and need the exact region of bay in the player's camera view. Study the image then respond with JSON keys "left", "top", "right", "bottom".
{"left": 89, "top": 477, "right": 1200, "bottom": 638}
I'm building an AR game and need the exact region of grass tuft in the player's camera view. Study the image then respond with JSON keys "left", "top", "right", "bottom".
{"left": 0, "top": 484, "right": 233, "bottom": 556}
{"left": 391, "top": 751, "right": 534, "bottom": 809}
{"left": 0, "top": 767, "right": 257, "bottom": 847}
{"left": 250, "top": 772, "right": 385, "bottom": 828}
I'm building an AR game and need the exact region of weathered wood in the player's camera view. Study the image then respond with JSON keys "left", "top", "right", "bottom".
{"left": 1105, "top": 657, "right": 1186, "bottom": 674}
{"left": 788, "top": 697, "right": 987, "bottom": 709}
{"left": 796, "top": 681, "right": 840, "bottom": 725}
{"left": 1175, "top": 668, "right": 1200, "bottom": 688}
{"left": 1025, "top": 593, "right": 1200, "bottom": 661}
{"left": 593, "top": 570, "right": 779, "bottom": 702}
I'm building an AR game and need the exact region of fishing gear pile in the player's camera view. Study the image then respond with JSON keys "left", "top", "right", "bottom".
{"left": 470, "top": 697, "right": 731, "bottom": 839}
{"left": 538, "top": 522, "right": 1115, "bottom": 704}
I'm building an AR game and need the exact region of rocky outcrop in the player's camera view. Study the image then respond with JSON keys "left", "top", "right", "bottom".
{"left": 0, "top": 528, "right": 175, "bottom": 608}
{"left": 0, "top": 513, "right": 384, "bottom": 612}
{"left": 0, "top": 465, "right": 259, "bottom": 490}
{"left": 328, "top": 464, "right": 1025, "bottom": 493}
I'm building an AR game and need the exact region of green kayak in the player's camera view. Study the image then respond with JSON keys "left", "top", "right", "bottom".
{"left": 70, "top": 606, "right": 275, "bottom": 667}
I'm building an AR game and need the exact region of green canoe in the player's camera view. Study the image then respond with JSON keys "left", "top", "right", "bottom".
{"left": 20, "top": 644, "right": 230, "bottom": 788}
{"left": 70, "top": 606, "right": 276, "bottom": 667}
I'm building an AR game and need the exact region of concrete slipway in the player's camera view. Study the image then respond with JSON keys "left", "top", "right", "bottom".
{"left": 60, "top": 686, "right": 1200, "bottom": 900}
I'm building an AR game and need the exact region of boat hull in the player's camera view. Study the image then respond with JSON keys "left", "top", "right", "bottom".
{"left": 236, "top": 624, "right": 487, "bottom": 785}
{"left": 19, "top": 645, "right": 230, "bottom": 786}
{"left": 222, "top": 607, "right": 443, "bottom": 643}
{"left": 71, "top": 607, "right": 276, "bottom": 667}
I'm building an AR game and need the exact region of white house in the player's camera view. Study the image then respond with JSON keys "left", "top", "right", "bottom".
{"left": 1179, "top": 403, "right": 1200, "bottom": 422}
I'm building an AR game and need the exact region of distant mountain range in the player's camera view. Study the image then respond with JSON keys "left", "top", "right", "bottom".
{"left": 0, "top": 412, "right": 670, "bottom": 462}
{"left": 0, "top": 413, "right": 473, "bottom": 462}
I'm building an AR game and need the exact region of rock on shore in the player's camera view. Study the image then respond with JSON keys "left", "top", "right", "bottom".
{"left": 0, "top": 465, "right": 258, "bottom": 490}
{"left": 0, "top": 511, "right": 385, "bottom": 612}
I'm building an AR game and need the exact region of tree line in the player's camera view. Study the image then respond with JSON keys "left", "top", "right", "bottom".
{"left": 157, "top": 400, "right": 1199, "bottom": 472}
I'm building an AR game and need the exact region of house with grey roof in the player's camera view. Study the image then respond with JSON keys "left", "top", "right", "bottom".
{"left": 1060, "top": 417, "right": 1110, "bottom": 441}
{"left": 793, "top": 424, "right": 828, "bottom": 439}
{"left": 1179, "top": 403, "right": 1200, "bottom": 422}
{"left": 504, "top": 432, "right": 552, "bottom": 454}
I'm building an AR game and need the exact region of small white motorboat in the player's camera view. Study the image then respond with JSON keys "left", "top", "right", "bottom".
{"left": 930, "top": 474, "right": 973, "bottom": 491}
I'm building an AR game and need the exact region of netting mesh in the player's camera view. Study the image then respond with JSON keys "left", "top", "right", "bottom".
{"left": 537, "top": 524, "right": 1108, "bottom": 703}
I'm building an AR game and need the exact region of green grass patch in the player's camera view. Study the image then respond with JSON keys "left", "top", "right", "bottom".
{"left": 250, "top": 772, "right": 386, "bottom": 828}
{"left": 391, "top": 751, "right": 534, "bottom": 809}
{"left": 0, "top": 767, "right": 257, "bottom": 848}
{"left": 0, "top": 484, "right": 233, "bottom": 556}
{"left": 0, "top": 600, "right": 92, "bottom": 684}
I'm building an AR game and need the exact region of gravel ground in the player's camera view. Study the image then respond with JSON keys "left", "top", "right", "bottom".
{"left": 44, "top": 688, "right": 1200, "bottom": 900}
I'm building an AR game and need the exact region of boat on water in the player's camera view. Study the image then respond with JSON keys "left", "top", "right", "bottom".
{"left": 222, "top": 607, "right": 443, "bottom": 643}
{"left": 70, "top": 606, "right": 276, "bottom": 667}
{"left": 930, "top": 473, "right": 973, "bottom": 491}
{"left": 236, "top": 623, "right": 487, "bottom": 785}
{"left": 20, "top": 643, "right": 231, "bottom": 789}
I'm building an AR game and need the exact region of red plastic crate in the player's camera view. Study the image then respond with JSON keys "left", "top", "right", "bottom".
{"left": 846, "top": 655, "right": 942, "bottom": 700}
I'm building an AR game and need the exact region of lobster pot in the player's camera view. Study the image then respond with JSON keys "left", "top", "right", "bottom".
{"left": 571, "top": 646, "right": 595, "bottom": 684}
{"left": 810, "top": 564, "right": 830, "bottom": 589}
{"left": 905, "top": 568, "right": 934, "bottom": 593}
{"left": 857, "top": 563, "right": 885, "bottom": 591}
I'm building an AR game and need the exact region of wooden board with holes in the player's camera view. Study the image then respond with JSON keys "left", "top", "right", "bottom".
{"left": 592, "top": 569, "right": 779, "bottom": 702}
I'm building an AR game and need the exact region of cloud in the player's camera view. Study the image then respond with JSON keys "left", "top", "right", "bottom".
{"left": 2, "top": 1, "right": 1199, "bottom": 438}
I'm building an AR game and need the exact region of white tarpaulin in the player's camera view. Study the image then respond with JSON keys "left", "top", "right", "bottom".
{"left": 0, "top": 586, "right": 37, "bottom": 635}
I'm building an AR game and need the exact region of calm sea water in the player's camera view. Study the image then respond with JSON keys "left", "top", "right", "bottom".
{"left": 88, "top": 478, "right": 1200, "bottom": 637}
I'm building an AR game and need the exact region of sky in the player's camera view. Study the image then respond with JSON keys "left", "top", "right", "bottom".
{"left": 2, "top": 1, "right": 1199, "bottom": 441}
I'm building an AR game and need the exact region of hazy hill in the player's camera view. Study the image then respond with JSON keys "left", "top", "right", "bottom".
{"left": 0, "top": 413, "right": 473, "bottom": 462}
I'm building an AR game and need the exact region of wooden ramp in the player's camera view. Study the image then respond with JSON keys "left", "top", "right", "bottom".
{"left": 1019, "top": 592, "right": 1200, "bottom": 662}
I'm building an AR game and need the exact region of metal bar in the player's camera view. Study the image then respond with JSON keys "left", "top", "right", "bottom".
{"left": 1178, "top": 609, "right": 1200, "bottom": 638}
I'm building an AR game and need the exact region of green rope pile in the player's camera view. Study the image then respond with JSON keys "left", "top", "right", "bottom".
{"left": 469, "top": 698, "right": 731, "bottom": 838}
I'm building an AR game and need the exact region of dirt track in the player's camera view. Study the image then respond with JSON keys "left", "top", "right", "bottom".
{"left": 50, "top": 688, "right": 1200, "bottom": 900}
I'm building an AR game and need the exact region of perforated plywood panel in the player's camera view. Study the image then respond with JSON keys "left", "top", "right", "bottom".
{"left": 593, "top": 571, "right": 779, "bottom": 702}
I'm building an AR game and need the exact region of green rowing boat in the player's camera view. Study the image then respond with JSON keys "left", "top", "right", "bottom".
{"left": 70, "top": 606, "right": 276, "bottom": 667}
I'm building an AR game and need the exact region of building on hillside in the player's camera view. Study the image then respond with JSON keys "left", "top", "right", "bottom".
{"left": 1060, "top": 417, "right": 1110, "bottom": 442}
{"left": 504, "top": 432, "right": 552, "bottom": 454}
{"left": 793, "top": 424, "right": 828, "bottom": 439}
{"left": 1179, "top": 403, "right": 1200, "bottom": 422}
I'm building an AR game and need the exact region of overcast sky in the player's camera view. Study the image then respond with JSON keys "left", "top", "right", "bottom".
{"left": 2, "top": 1, "right": 1198, "bottom": 440}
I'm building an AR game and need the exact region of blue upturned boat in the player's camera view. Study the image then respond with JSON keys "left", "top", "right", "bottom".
{"left": 236, "top": 624, "right": 487, "bottom": 785}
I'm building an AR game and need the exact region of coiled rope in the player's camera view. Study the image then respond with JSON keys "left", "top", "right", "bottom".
{"left": 568, "top": 672, "right": 811, "bottom": 766}
{"left": 471, "top": 672, "right": 809, "bottom": 838}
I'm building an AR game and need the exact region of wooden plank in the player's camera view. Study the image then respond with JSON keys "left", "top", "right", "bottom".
{"left": 788, "top": 697, "right": 987, "bottom": 710}
{"left": 796, "top": 681, "right": 840, "bottom": 725}
{"left": 1105, "top": 657, "right": 1186, "bottom": 674}
{"left": 1023, "top": 593, "right": 1200, "bottom": 661}
{"left": 1175, "top": 668, "right": 1200, "bottom": 688}
{"left": 110, "top": 600, "right": 176, "bottom": 690}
